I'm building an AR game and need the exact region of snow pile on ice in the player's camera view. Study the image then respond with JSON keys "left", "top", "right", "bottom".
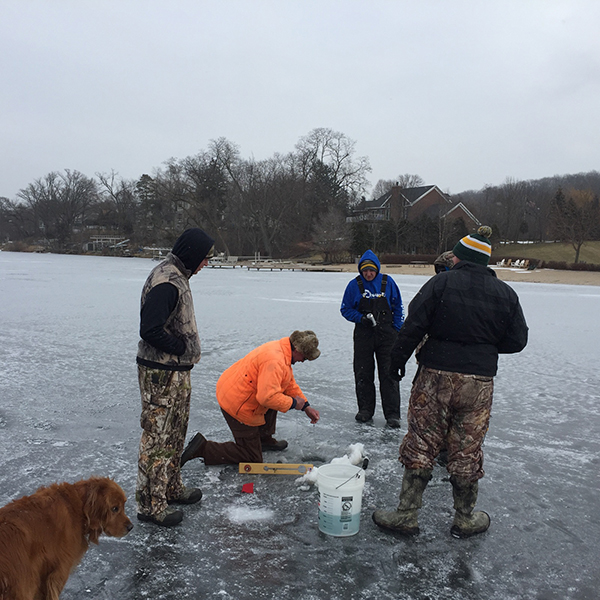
{"left": 295, "top": 442, "right": 366, "bottom": 486}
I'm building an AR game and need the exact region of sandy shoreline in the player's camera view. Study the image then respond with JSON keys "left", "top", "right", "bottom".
{"left": 324, "top": 263, "right": 600, "bottom": 286}
{"left": 237, "top": 259, "right": 600, "bottom": 285}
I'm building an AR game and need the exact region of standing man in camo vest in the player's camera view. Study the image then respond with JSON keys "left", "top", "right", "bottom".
{"left": 136, "top": 228, "right": 214, "bottom": 527}
{"left": 341, "top": 249, "right": 405, "bottom": 428}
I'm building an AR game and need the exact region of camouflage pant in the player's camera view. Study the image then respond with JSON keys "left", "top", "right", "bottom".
{"left": 399, "top": 367, "right": 493, "bottom": 481}
{"left": 136, "top": 365, "right": 192, "bottom": 516}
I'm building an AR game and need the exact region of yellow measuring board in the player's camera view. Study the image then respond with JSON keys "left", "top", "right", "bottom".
{"left": 239, "top": 462, "right": 314, "bottom": 475}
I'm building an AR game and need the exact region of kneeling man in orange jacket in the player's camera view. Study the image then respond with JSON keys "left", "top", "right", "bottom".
{"left": 180, "top": 330, "right": 320, "bottom": 466}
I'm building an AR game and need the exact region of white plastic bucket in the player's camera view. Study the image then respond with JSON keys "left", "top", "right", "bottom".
{"left": 317, "top": 464, "right": 365, "bottom": 537}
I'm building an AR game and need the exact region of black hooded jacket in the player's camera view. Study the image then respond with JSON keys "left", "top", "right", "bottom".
{"left": 171, "top": 228, "right": 215, "bottom": 274}
{"left": 391, "top": 261, "right": 528, "bottom": 377}
{"left": 139, "top": 229, "right": 214, "bottom": 356}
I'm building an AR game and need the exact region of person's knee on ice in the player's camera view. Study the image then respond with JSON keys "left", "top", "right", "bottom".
{"left": 183, "top": 331, "right": 322, "bottom": 466}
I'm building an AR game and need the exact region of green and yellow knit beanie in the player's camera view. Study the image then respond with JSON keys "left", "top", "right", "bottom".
{"left": 452, "top": 226, "right": 493, "bottom": 266}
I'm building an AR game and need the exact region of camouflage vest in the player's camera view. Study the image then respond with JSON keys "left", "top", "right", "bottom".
{"left": 137, "top": 253, "right": 201, "bottom": 368}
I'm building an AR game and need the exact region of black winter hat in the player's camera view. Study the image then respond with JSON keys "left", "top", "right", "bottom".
{"left": 171, "top": 228, "right": 215, "bottom": 274}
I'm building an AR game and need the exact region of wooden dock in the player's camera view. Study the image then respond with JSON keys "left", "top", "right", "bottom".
{"left": 206, "top": 263, "right": 242, "bottom": 268}
{"left": 245, "top": 263, "right": 343, "bottom": 272}
{"left": 207, "top": 256, "right": 344, "bottom": 272}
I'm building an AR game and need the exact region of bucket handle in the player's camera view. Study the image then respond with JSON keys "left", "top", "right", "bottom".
{"left": 335, "top": 459, "right": 369, "bottom": 489}
{"left": 335, "top": 472, "right": 361, "bottom": 489}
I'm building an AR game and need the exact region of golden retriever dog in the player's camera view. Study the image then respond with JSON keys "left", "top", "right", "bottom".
{"left": 0, "top": 477, "right": 133, "bottom": 600}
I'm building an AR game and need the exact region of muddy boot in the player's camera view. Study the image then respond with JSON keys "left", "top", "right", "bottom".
{"left": 168, "top": 486, "right": 203, "bottom": 505}
{"left": 372, "top": 468, "right": 433, "bottom": 535}
{"left": 180, "top": 433, "right": 207, "bottom": 467}
{"left": 450, "top": 476, "right": 491, "bottom": 538}
{"left": 137, "top": 506, "right": 183, "bottom": 527}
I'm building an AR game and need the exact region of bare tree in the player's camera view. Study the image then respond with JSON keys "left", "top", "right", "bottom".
{"left": 239, "top": 155, "right": 296, "bottom": 257}
{"left": 211, "top": 138, "right": 295, "bottom": 256}
{"left": 180, "top": 152, "right": 230, "bottom": 255}
{"left": 1, "top": 196, "right": 36, "bottom": 241}
{"left": 370, "top": 179, "right": 396, "bottom": 200}
{"left": 295, "top": 128, "right": 371, "bottom": 205}
{"left": 522, "top": 181, "right": 555, "bottom": 242}
{"left": 17, "top": 170, "right": 97, "bottom": 248}
{"left": 155, "top": 160, "right": 189, "bottom": 237}
{"left": 472, "top": 178, "right": 530, "bottom": 243}
{"left": 550, "top": 187, "right": 600, "bottom": 263}
{"left": 312, "top": 207, "right": 350, "bottom": 262}
{"left": 370, "top": 174, "right": 425, "bottom": 199}
{"left": 17, "top": 172, "right": 60, "bottom": 240}
{"left": 96, "top": 170, "right": 137, "bottom": 235}
{"left": 396, "top": 173, "right": 424, "bottom": 189}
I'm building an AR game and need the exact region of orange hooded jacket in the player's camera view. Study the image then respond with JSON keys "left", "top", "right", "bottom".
{"left": 216, "top": 337, "right": 307, "bottom": 427}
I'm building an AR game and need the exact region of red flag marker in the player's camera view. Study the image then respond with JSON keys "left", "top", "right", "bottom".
{"left": 242, "top": 482, "right": 254, "bottom": 494}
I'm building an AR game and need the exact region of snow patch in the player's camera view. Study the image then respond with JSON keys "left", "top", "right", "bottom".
{"left": 295, "top": 442, "right": 366, "bottom": 485}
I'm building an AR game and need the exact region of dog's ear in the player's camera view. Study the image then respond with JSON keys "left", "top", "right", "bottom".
{"left": 83, "top": 478, "right": 108, "bottom": 545}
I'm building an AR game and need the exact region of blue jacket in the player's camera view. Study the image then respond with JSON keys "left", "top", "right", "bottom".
{"left": 340, "top": 250, "right": 405, "bottom": 331}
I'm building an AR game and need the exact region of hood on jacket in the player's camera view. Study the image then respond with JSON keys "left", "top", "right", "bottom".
{"left": 357, "top": 249, "right": 381, "bottom": 276}
{"left": 171, "top": 228, "right": 215, "bottom": 274}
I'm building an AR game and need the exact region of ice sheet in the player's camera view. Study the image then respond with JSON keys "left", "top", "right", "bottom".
{"left": 1, "top": 252, "right": 599, "bottom": 600}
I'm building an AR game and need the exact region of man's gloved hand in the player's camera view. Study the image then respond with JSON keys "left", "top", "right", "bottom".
{"left": 390, "top": 362, "right": 406, "bottom": 381}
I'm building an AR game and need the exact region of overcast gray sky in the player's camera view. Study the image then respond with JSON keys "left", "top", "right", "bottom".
{"left": 2, "top": 0, "right": 599, "bottom": 200}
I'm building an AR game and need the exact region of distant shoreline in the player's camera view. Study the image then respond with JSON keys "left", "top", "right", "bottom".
{"left": 230, "top": 259, "right": 600, "bottom": 286}
{"left": 2, "top": 250, "right": 599, "bottom": 286}
{"left": 327, "top": 263, "right": 600, "bottom": 286}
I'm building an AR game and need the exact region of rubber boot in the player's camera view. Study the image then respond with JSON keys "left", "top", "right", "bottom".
{"left": 450, "top": 476, "right": 491, "bottom": 538}
{"left": 372, "top": 468, "right": 433, "bottom": 535}
{"left": 168, "top": 486, "right": 203, "bottom": 505}
{"left": 137, "top": 506, "right": 183, "bottom": 527}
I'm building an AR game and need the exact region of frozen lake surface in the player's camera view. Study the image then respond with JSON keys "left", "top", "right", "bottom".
{"left": 1, "top": 252, "right": 599, "bottom": 600}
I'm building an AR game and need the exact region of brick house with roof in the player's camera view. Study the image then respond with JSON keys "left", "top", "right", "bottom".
{"left": 348, "top": 184, "right": 481, "bottom": 255}
{"left": 349, "top": 184, "right": 480, "bottom": 230}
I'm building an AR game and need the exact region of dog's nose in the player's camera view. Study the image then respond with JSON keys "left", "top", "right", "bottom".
{"left": 126, "top": 522, "right": 134, "bottom": 532}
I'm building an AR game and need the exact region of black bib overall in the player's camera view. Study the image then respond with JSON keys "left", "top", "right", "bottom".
{"left": 353, "top": 274, "right": 400, "bottom": 420}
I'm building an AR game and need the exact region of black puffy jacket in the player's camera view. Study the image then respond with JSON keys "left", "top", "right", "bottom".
{"left": 391, "top": 261, "right": 528, "bottom": 376}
